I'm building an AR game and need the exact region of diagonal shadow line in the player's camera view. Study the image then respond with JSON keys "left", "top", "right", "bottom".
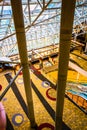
{"left": 31, "top": 81, "right": 71, "bottom": 130}
{"left": 30, "top": 65, "right": 56, "bottom": 89}
{"left": 6, "top": 114, "right": 14, "bottom": 130}
{"left": 5, "top": 73, "right": 29, "bottom": 119}
{"left": 5, "top": 72, "right": 70, "bottom": 130}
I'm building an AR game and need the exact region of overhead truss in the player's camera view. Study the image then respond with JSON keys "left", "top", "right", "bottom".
{"left": 0, "top": 0, "right": 87, "bottom": 57}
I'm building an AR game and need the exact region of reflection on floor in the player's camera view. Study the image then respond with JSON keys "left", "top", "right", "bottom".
{"left": 0, "top": 50, "right": 87, "bottom": 130}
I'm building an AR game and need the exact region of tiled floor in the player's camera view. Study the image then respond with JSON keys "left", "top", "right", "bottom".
{"left": 0, "top": 50, "right": 87, "bottom": 130}
{"left": 0, "top": 68, "right": 87, "bottom": 130}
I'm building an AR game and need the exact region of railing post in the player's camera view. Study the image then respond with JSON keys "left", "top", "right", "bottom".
{"left": 55, "top": 0, "right": 76, "bottom": 130}
{"left": 10, "top": 0, "right": 37, "bottom": 128}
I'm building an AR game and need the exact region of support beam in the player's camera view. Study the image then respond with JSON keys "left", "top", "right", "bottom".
{"left": 27, "top": 0, "right": 31, "bottom": 24}
{"left": 0, "top": 13, "right": 58, "bottom": 42}
{"left": 43, "top": 0, "right": 45, "bottom": 7}
{"left": 34, "top": 50, "right": 43, "bottom": 58}
{"left": 37, "top": 0, "right": 42, "bottom": 9}
{"left": 10, "top": 0, "right": 37, "bottom": 128}
{"left": 26, "top": 0, "right": 52, "bottom": 31}
{"left": 85, "top": 33, "right": 87, "bottom": 52}
{"left": 55, "top": 0, "right": 76, "bottom": 130}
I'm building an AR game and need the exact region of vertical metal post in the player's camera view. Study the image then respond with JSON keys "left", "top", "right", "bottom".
{"left": 10, "top": 0, "right": 37, "bottom": 128}
{"left": 55, "top": 0, "right": 76, "bottom": 130}
{"left": 85, "top": 33, "right": 87, "bottom": 53}
{"left": 27, "top": 0, "right": 31, "bottom": 24}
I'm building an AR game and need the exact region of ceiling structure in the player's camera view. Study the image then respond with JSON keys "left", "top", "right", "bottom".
{"left": 0, "top": 0, "right": 87, "bottom": 57}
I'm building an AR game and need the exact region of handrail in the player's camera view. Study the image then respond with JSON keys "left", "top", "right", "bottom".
{"left": 0, "top": 60, "right": 20, "bottom": 64}
{"left": 0, "top": 67, "right": 23, "bottom": 101}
